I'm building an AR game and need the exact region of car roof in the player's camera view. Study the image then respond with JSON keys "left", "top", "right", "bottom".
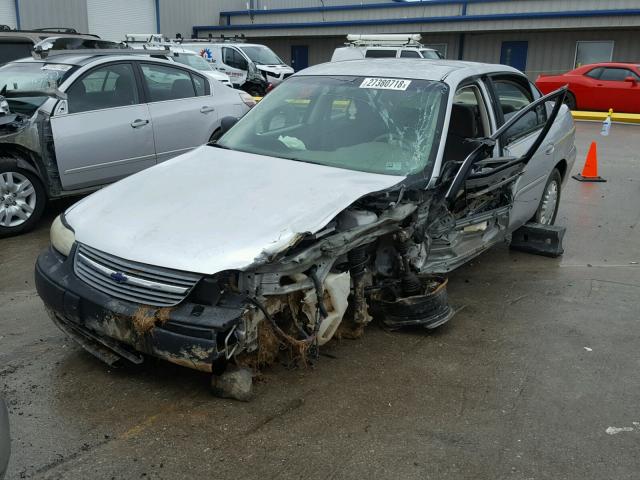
{"left": 578, "top": 62, "right": 639, "bottom": 69}
{"left": 295, "top": 58, "right": 520, "bottom": 84}
{"left": 12, "top": 52, "right": 171, "bottom": 67}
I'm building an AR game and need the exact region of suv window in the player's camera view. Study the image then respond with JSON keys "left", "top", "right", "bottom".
{"left": 599, "top": 67, "right": 640, "bottom": 81}
{"left": 222, "top": 47, "right": 248, "bottom": 70}
{"left": 365, "top": 49, "right": 396, "bottom": 58}
{"left": 141, "top": 64, "right": 200, "bottom": 102}
{"left": 400, "top": 50, "right": 421, "bottom": 58}
{"left": 67, "top": 63, "right": 139, "bottom": 114}
{"left": 492, "top": 77, "right": 546, "bottom": 144}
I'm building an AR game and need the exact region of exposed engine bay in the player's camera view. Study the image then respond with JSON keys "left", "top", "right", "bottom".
{"left": 208, "top": 159, "right": 517, "bottom": 372}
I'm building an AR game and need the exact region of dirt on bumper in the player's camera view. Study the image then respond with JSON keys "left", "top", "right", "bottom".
{"left": 35, "top": 246, "right": 244, "bottom": 372}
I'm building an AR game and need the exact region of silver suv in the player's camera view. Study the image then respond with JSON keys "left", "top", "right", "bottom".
{"left": 0, "top": 49, "right": 254, "bottom": 236}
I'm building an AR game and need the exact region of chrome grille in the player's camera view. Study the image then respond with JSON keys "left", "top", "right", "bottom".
{"left": 74, "top": 244, "right": 202, "bottom": 307}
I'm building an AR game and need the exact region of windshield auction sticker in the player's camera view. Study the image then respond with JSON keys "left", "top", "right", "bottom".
{"left": 360, "top": 78, "right": 412, "bottom": 90}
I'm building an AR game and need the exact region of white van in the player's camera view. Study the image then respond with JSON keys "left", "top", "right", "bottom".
{"left": 124, "top": 34, "right": 233, "bottom": 87}
{"left": 332, "top": 34, "right": 444, "bottom": 62}
{"left": 179, "top": 39, "right": 294, "bottom": 96}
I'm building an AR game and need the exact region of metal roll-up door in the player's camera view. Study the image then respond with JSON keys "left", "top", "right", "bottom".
{"left": 87, "top": 0, "right": 156, "bottom": 41}
{"left": 0, "top": 0, "right": 17, "bottom": 28}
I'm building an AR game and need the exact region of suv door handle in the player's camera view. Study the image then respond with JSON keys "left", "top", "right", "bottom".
{"left": 130, "top": 119, "right": 149, "bottom": 128}
{"left": 544, "top": 143, "right": 555, "bottom": 155}
{"left": 200, "top": 106, "right": 215, "bottom": 114}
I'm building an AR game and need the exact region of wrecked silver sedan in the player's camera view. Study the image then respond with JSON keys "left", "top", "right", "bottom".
{"left": 35, "top": 59, "right": 575, "bottom": 389}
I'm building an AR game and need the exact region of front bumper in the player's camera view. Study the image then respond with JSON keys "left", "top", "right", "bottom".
{"left": 35, "top": 246, "right": 245, "bottom": 372}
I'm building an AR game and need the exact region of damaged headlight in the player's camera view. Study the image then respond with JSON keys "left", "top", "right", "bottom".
{"left": 50, "top": 214, "right": 75, "bottom": 256}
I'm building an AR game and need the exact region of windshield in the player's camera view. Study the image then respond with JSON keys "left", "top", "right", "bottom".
{"left": 421, "top": 50, "right": 441, "bottom": 59}
{"left": 173, "top": 54, "right": 212, "bottom": 71}
{"left": 0, "top": 61, "right": 75, "bottom": 113}
{"left": 218, "top": 75, "right": 448, "bottom": 176}
{"left": 239, "top": 46, "right": 284, "bottom": 65}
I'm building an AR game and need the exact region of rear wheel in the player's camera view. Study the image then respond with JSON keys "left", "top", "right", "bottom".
{"left": 534, "top": 168, "right": 561, "bottom": 226}
{"left": 0, "top": 158, "right": 46, "bottom": 237}
{"left": 564, "top": 91, "right": 577, "bottom": 111}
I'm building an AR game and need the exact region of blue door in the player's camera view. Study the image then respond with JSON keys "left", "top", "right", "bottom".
{"left": 500, "top": 41, "right": 528, "bottom": 72}
{"left": 291, "top": 45, "right": 309, "bottom": 72}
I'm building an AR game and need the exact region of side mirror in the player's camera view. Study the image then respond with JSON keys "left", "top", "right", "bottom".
{"left": 624, "top": 76, "right": 638, "bottom": 86}
{"left": 209, "top": 116, "right": 239, "bottom": 143}
{"left": 220, "top": 116, "right": 238, "bottom": 134}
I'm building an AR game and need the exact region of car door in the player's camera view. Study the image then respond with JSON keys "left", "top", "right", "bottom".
{"left": 219, "top": 47, "right": 248, "bottom": 87}
{"left": 442, "top": 85, "right": 566, "bottom": 230}
{"left": 138, "top": 62, "right": 219, "bottom": 163}
{"left": 590, "top": 67, "right": 640, "bottom": 112}
{"left": 486, "top": 75, "right": 565, "bottom": 229}
{"left": 51, "top": 61, "right": 155, "bottom": 190}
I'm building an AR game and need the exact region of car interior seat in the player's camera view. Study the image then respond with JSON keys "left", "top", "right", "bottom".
{"left": 171, "top": 78, "right": 195, "bottom": 99}
{"left": 114, "top": 75, "right": 137, "bottom": 106}
{"left": 443, "top": 103, "right": 482, "bottom": 163}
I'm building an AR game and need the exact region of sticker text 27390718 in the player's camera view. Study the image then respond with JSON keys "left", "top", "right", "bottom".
{"left": 360, "top": 78, "right": 412, "bottom": 91}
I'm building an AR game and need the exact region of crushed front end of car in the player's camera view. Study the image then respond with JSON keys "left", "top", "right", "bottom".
{"left": 35, "top": 183, "right": 454, "bottom": 381}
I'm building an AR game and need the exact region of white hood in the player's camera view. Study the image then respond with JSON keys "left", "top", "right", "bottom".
{"left": 65, "top": 147, "right": 403, "bottom": 274}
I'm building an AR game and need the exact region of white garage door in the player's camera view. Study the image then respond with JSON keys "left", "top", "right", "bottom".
{"left": 87, "top": 0, "right": 156, "bottom": 42}
{"left": 0, "top": 0, "right": 17, "bottom": 29}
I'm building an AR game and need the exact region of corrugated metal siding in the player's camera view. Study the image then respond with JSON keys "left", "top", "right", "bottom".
{"left": 468, "top": 0, "right": 640, "bottom": 15}
{"left": 86, "top": 0, "right": 156, "bottom": 41}
{"left": 228, "top": 4, "right": 461, "bottom": 26}
{"left": 159, "top": 0, "right": 224, "bottom": 38}
{"left": 254, "top": 32, "right": 460, "bottom": 67}
{"left": 206, "top": 12, "right": 640, "bottom": 38}
{"left": 463, "top": 29, "right": 640, "bottom": 78}
{"left": 0, "top": 0, "right": 17, "bottom": 28}
{"left": 18, "top": 0, "right": 89, "bottom": 32}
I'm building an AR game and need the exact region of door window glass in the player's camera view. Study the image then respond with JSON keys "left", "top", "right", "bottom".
{"left": 67, "top": 63, "right": 139, "bottom": 113}
{"left": 364, "top": 49, "right": 396, "bottom": 58}
{"left": 400, "top": 50, "right": 420, "bottom": 58}
{"left": 493, "top": 78, "right": 546, "bottom": 144}
{"left": 599, "top": 67, "right": 640, "bottom": 82}
{"left": 423, "top": 43, "right": 447, "bottom": 58}
{"left": 575, "top": 41, "right": 614, "bottom": 68}
{"left": 141, "top": 64, "right": 196, "bottom": 102}
{"left": 192, "top": 74, "right": 207, "bottom": 96}
{"left": 222, "top": 47, "right": 248, "bottom": 70}
{"left": 585, "top": 67, "right": 603, "bottom": 79}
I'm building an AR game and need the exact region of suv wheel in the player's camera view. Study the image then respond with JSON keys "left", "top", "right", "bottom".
{"left": 0, "top": 158, "right": 46, "bottom": 237}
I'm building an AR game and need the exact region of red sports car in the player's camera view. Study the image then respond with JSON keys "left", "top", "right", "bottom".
{"left": 536, "top": 62, "right": 640, "bottom": 113}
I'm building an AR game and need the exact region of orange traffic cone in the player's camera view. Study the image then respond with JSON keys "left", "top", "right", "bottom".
{"left": 572, "top": 141, "right": 606, "bottom": 182}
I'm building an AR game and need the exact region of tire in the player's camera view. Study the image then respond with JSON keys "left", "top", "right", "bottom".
{"left": 533, "top": 168, "right": 562, "bottom": 226}
{"left": 0, "top": 158, "right": 47, "bottom": 237}
{"left": 564, "top": 91, "right": 577, "bottom": 111}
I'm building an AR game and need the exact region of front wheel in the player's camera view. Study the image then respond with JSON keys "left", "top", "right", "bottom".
{"left": 0, "top": 158, "right": 47, "bottom": 237}
{"left": 533, "top": 168, "right": 562, "bottom": 226}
